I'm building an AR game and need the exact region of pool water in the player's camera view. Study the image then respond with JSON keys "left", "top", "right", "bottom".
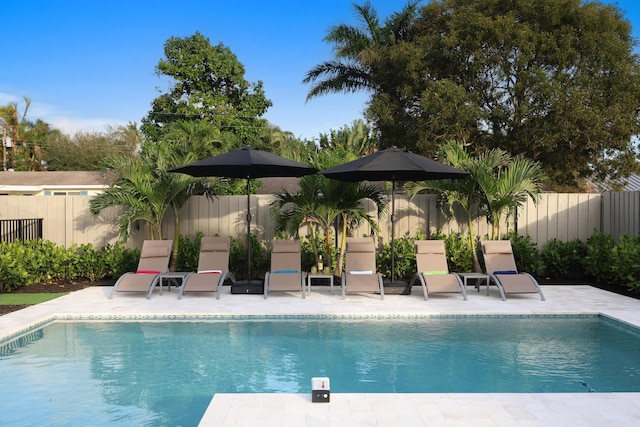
{"left": 2, "top": 316, "right": 640, "bottom": 426}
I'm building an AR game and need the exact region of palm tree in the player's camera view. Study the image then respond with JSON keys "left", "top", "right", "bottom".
{"left": 90, "top": 139, "right": 216, "bottom": 264}
{"left": 271, "top": 171, "right": 387, "bottom": 274}
{"left": 407, "top": 142, "right": 484, "bottom": 270}
{"left": 319, "top": 119, "right": 377, "bottom": 157}
{"left": 270, "top": 174, "right": 325, "bottom": 261}
{"left": 407, "top": 141, "right": 545, "bottom": 269}
{"left": 0, "top": 97, "right": 49, "bottom": 171}
{"left": 475, "top": 154, "right": 546, "bottom": 240}
{"left": 90, "top": 154, "right": 165, "bottom": 240}
{"left": 303, "top": 1, "right": 419, "bottom": 100}
{"left": 333, "top": 179, "right": 387, "bottom": 273}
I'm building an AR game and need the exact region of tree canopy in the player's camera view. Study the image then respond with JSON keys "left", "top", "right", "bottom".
{"left": 307, "top": 0, "right": 640, "bottom": 190}
{"left": 141, "top": 32, "right": 272, "bottom": 143}
{"left": 41, "top": 124, "right": 140, "bottom": 171}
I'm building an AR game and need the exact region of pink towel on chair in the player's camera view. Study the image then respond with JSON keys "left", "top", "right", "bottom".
{"left": 136, "top": 270, "right": 161, "bottom": 274}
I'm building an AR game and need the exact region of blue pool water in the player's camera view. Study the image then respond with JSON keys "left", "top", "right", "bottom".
{"left": 1, "top": 316, "right": 640, "bottom": 426}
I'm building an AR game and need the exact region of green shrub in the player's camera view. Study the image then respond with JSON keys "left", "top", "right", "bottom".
{"left": 540, "top": 238, "right": 586, "bottom": 278}
{"left": 229, "top": 233, "right": 268, "bottom": 280}
{"left": 176, "top": 232, "right": 203, "bottom": 272}
{"left": 581, "top": 229, "right": 616, "bottom": 284}
{"left": 504, "top": 231, "right": 544, "bottom": 276}
{"left": 377, "top": 236, "right": 417, "bottom": 280}
{"left": 101, "top": 242, "right": 139, "bottom": 278}
{"left": 610, "top": 234, "right": 640, "bottom": 292}
{"left": 445, "top": 233, "right": 474, "bottom": 273}
{"left": 74, "top": 243, "right": 108, "bottom": 282}
{"left": 0, "top": 242, "right": 37, "bottom": 292}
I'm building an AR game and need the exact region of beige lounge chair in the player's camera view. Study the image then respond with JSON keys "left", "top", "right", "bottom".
{"left": 341, "top": 237, "right": 384, "bottom": 300}
{"left": 409, "top": 240, "right": 467, "bottom": 300}
{"left": 178, "top": 236, "right": 234, "bottom": 299}
{"left": 481, "top": 240, "right": 545, "bottom": 301}
{"left": 264, "top": 239, "right": 305, "bottom": 298}
{"left": 109, "top": 239, "right": 173, "bottom": 299}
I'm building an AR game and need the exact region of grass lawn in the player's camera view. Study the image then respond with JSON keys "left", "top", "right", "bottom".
{"left": 0, "top": 293, "right": 69, "bottom": 305}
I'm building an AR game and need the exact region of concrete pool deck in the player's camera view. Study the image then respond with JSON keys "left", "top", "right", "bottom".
{"left": 1, "top": 283, "right": 640, "bottom": 426}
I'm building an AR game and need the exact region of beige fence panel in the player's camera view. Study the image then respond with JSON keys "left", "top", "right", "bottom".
{"left": 163, "top": 195, "right": 278, "bottom": 248}
{"left": 0, "top": 196, "right": 145, "bottom": 248}
{"left": 602, "top": 192, "right": 640, "bottom": 240}
{"left": 0, "top": 192, "right": 636, "bottom": 250}
{"left": 516, "top": 193, "right": 602, "bottom": 247}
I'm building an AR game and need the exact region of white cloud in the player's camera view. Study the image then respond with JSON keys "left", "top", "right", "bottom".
{"left": 46, "top": 116, "right": 127, "bottom": 134}
{"left": 0, "top": 93, "right": 18, "bottom": 104}
{"left": 0, "top": 92, "right": 126, "bottom": 134}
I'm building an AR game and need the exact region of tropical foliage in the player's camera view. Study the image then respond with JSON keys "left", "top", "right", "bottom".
{"left": 40, "top": 123, "right": 141, "bottom": 171}
{"left": 270, "top": 129, "right": 387, "bottom": 274}
{"left": 407, "top": 141, "right": 545, "bottom": 270}
{"left": 0, "top": 97, "right": 51, "bottom": 171}
{"left": 89, "top": 138, "right": 217, "bottom": 261}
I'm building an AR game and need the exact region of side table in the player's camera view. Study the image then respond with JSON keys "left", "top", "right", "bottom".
{"left": 457, "top": 272, "right": 490, "bottom": 296}
{"left": 160, "top": 272, "right": 190, "bottom": 294}
{"left": 307, "top": 273, "right": 334, "bottom": 295}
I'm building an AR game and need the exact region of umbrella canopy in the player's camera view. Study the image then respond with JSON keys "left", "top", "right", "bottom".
{"left": 319, "top": 146, "right": 470, "bottom": 182}
{"left": 319, "top": 146, "right": 469, "bottom": 283}
{"left": 170, "top": 146, "right": 318, "bottom": 283}
{"left": 169, "top": 145, "right": 317, "bottom": 179}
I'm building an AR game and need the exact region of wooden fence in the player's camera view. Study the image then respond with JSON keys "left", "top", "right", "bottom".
{"left": 0, "top": 192, "right": 637, "bottom": 250}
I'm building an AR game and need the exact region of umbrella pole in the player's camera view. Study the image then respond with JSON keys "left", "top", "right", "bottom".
{"left": 391, "top": 180, "right": 396, "bottom": 283}
{"left": 246, "top": 178, "right": 252, "bottom": 281}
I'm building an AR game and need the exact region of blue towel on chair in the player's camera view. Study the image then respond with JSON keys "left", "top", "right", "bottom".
{"left": 493, "top": 270, "right": 518, "bottom": 275}
{"left": 274, "top": 270, "right": 298, "bottom": 274}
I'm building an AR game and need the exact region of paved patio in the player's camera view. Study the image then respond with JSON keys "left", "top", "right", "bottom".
{"left": 2, "top": 283, "right": 640, "bottom": 426}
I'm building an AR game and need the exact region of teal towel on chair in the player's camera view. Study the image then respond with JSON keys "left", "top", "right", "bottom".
{"left": 274, "top": 270, "right": 298, "bottom": 274}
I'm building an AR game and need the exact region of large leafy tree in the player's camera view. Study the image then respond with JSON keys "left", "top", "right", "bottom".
{"left": 141, "top": 32, "right": 272, "bottom": 142}
{"left": 373, "top": 0, "right": 640, "bottom": 189}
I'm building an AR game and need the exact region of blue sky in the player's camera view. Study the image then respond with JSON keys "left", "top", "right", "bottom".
{"left": 1, "top": 0, "right": 639, "bottom": 141}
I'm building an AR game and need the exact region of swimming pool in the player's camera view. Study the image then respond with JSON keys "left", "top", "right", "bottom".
{"left": 1, "top": 315, "right": 640, "bottom": 426}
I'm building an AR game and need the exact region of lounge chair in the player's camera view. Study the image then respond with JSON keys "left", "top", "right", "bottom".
{"left": 264, "top": 239, "right": 305, "bottom": 298}
{"left": 409, "top": 240, "right": 467, "bottom": 300}
{"left": 481, "top": 240, "right": 545, "bottom": 301}
{"left": 341, "top": 237, "right": 384, "bottom": 300}
{"left": 178, "top": 236, "right": 235, "bottom": 299}
{"left": 109, "top": 239, "right": 173, "bottom": 299}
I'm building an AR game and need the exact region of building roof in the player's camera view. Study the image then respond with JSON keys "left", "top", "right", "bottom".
{"left": 595, "top": 174, "right": 640, "bottom": 192}
{"left": 256, "top": 177, "right": 302, "bottom": 194}
{"left": 623, "top": 174, "right": 640, "bottom": 191}
{"left": 0, "top": 171, "right": 114, "bottom": 186}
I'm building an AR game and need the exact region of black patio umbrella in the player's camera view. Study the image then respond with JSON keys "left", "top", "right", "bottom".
{"left": 170, "top": 146, "right": 318, "bottom": 285}
{"left": 319, "top": 146, "right": 469, "bottom": 284}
